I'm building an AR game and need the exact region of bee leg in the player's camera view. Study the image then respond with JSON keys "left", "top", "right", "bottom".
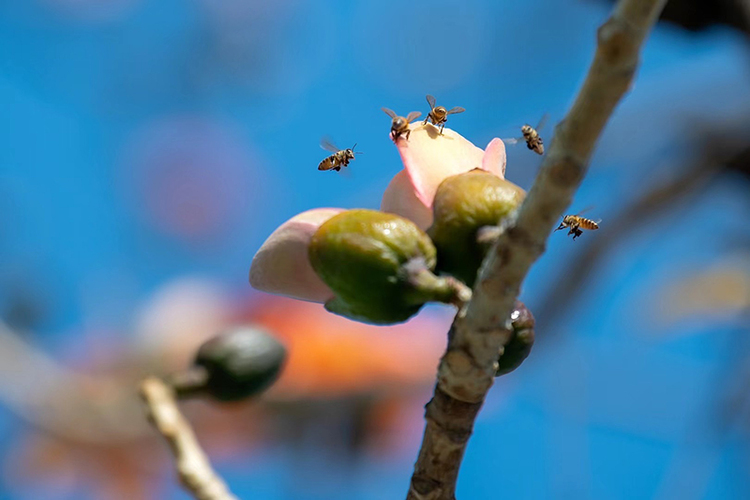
{"left": 439, "top": 123, "right": 445, "bottom": 135}
{"left": 405, "top": 129, "right": 410, "bottom": 141}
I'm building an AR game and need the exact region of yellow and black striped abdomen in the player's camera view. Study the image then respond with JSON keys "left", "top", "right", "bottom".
{"left": 576, "top": 217, "right": 599, "bottom": 230}
{"left": 318, "top": 155, "right": 333, "bottom": 170}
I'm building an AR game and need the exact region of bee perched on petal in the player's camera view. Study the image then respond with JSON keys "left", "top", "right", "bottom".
{"left": 382, "top": 108, "right": 421, "bottom": 142}
{"left": 423, "top": 95, "right": 465, "bottom": 135}
{"left": 555, "top": 207, "right": 600, "bottom": 240}
{"left": 504, "top": 114, "right": 549, "bottom": 155}
{"left": 318, "top": 138, "right": 363, "bottom": 172}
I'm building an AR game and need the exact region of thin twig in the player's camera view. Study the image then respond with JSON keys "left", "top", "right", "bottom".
{"left": 407, "top": 0, "right": 668, "bottom": 498}
{"left": 140, "top": 377, "right": 239, "bottom": 500}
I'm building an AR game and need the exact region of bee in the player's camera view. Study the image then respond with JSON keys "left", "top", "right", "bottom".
{"left": 505, "top": 114, "right": 549, "bottom": 155}
{"left": 555, "top": 208, "right": 600, "bottom": 240}
{"left": 381, "top": 108, "right": 422, "bottom": 141}
{"left": 318, "top": 138, "right": 362, "bottom": 172}
{"left": 423, "top": 94, "right": 465, "bottom": 134}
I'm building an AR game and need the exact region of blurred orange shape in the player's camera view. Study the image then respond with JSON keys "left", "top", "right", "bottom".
{"left": 242, "top": 295, "right": 450, "bottom": 399}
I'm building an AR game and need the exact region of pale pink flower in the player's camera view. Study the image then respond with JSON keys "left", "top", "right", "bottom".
{"left": 249, "top": 208, "right": 343, "bottom": 303}
{"left": 249, "top": 123, "right": 507, "bottom": 302}
{"left": 381, "top": 124, "right": 506, "bottom": 229}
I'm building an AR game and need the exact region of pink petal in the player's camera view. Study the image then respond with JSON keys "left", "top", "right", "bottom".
{"left": 380, "top": 170, "right": 433, "bottom": 230}
{"left": 395, "top": 124, "right": 486, "bottom": 207}
{"left": 249, "top": 208, "right": 342, "bottom": 303}
{"left": 482, "top": 138, "right": 507, "bottom": 178}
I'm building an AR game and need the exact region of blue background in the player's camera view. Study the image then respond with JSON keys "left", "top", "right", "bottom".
{"left": 1, "top": 0, "right": 750, "bottom": 498}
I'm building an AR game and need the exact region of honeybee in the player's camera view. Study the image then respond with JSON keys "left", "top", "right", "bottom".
{"left": 423, "top": 94, "right": 465, "bottom": 134}
{"left": 505, "top": 114, "right": 549, "bottom": 155}
{"left": 555, "top": 208, "right": 600, "bottom": 240}
{"left": 318, "top": 138, "right": 362, "bottom": 172}
{"left": 381, "top": 108, "right": 421, "bottom": 141}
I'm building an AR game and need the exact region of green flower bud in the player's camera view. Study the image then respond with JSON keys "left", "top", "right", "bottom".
{"left": 309, "top": 209, "right": 470, "bottom": 324}
{"left": 173, "top": 326, "right": 287, "bottom": 402}
{"left": 428, "top": 169, "right": 525, "bottom": 287}
{"left": 495, "top": 301, "right": 535, "bottom": 376}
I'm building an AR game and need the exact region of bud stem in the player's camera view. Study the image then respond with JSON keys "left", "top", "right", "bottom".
{"left": 167, "top": 366, "right": 210, "bottom": 400}
{"left": 402, "top": 258, "right": 472, "bottom": 307}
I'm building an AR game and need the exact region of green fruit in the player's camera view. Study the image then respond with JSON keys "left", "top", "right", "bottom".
{"left": 193, "top": 326, "right": 287, "bottom": 401}
{"left": 428, "top": 169, "right": 525, "bottom": 287}
{"left": 495, "top": 301, "right": 535, "bottom": 376}
{"left": 309, "top": 209, "right": 466, "bottom": 324}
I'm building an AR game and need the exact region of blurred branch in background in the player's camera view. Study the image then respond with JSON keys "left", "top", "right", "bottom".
{"left": 535, "top": 118, "right": 750, "bottom": 332}
{"left": 0, "top": 319, "right": 148, "bottom": 443}
{"left": 140, "top": 377, "right": 238, "bottom": 500}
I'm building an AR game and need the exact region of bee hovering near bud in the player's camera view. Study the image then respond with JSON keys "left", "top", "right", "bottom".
{"left": 555, "top": 207, "right": 600, "bottom": 240}
{"left": 381, "top": 108, "right": 422, "bottom": 142}
{"left": 423, "top": 94, "right": 465, "bottom": 135}
{"left": 318, "top": 138, "right": 363, "bottom": 172}
{"left": 504, "top": 114, "right": 549, "bottom": 155}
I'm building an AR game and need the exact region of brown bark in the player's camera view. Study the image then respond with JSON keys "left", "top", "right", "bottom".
{"left": 406, "top": 0, "right": 669, "bottom": 498}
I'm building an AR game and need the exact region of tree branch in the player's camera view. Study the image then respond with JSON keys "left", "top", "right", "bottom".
{"left": 407, "top": 0, "right": 668, "bottom": 498}
{"left": 140, "top": 377, "right": 239, "bottom": 500}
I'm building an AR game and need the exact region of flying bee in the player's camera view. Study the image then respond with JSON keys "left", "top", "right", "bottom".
{"left": 318, "top": 138, "right": 363, "bottom": 172}
{"left": 381, "top": 108, "right": 421, "bottom": 141}
{"left": 555, "top": 207, "right": 600, "bottom": 240}
{"left": 505, "top": 114, "right": 549, "bottom": 155}
{"left": 423, "top": 94, "right": 465, "bottom": 134}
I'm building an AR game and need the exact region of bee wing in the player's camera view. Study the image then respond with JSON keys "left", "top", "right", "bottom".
{"left": 320, "top": 137, "right": 340, "bottom": 153}
{"left": 426, "top": 94, "right": 436, "bottom": 109}
{"left": 536, "top": 113, "right": 550, "bottom": 132}
{"left": 381, "top": 107, "right": 397, "bottom": 118}
{"left": 502, "top": 137, "right": 523, "bottom": 145}
{"left": 446, "top": 106, "right": 465, "bottom": 115}
{"left": 574, "top": 206, "right": 596, "bottom": 216}
{"left": 406, "top": 111, "right": 422, "bottom": 122}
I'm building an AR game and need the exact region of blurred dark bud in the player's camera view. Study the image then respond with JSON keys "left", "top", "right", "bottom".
{"left": 173, "top": 326, "right": 287, "bottom": 402}
{"left": 604, "top": 0, "right": 750, "bottom": 34}
{"left": 495, "top": 301, "right": 535, "bottom": 376}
